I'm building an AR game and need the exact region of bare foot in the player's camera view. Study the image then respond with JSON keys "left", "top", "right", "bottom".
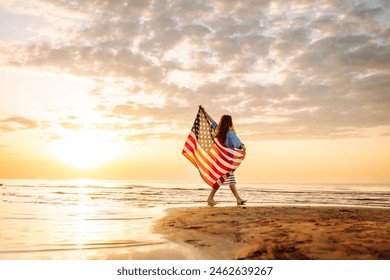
{"left": 207, "top": 200, "right": 217, "bottom": 206}
{"left": 237, "top": 199, "right": 247, "bottom": 205}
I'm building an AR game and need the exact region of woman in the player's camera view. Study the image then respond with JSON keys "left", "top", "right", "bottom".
{"left": 201, "top": 106, "right": 247, "bottom": 206}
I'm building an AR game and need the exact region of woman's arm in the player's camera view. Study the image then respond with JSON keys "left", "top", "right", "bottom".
{"left": 227, "top": 130, "right": 244, "bottom": 149}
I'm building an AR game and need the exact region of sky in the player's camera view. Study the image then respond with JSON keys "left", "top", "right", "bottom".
{"left": 0, "top": 0, "right": 389, "bottom": 184}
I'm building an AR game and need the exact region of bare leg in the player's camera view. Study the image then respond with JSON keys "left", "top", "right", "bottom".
{"left": 229, "top": 184, "right": 247, "bottom": 205}
{"left": 207, "top": 187, "right": 218, "bottom": 205}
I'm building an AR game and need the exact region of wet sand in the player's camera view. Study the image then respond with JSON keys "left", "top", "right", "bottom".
{"left": 155, "top": 206, "right": 390, "bottom": 260}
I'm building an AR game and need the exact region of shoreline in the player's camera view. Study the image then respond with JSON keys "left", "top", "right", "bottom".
{"left": 154, "top": 205, "right": 390, "bottom": 260}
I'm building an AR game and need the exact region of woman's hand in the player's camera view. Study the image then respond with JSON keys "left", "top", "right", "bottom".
{"left": 240, "top": 144, "right": 246, "bottom": 155}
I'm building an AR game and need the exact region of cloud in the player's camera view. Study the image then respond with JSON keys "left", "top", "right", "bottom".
{"left": 0, "top": 116, "right": 39, "bottom": 132}
{"left": 1, "top": 0, "right": 389, "bottom": 140}
{"left": 274, "top": 27, "right": 312, "bottom": 56}
{"left": 59, "top": 122, "right": 82, "bottom": 131}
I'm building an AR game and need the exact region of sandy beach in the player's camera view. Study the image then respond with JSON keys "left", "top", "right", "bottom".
{"left": 1, "top": 180, "right": 389, "bottom": 260}
{"left": 155, "top": 206, "right": 390, "bottom": 260}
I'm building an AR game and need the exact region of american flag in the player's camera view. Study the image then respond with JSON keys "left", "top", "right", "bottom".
{"left": 182, "top": 107, "right": 245, "bottom": 189}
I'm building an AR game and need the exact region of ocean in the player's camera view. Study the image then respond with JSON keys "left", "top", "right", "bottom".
{"left": 1, "top": 179, "right": 389, "bottom": 260}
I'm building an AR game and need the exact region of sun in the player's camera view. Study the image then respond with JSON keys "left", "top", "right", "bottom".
{"left": 50, "top": 130, "right": 120, "bottom": 169}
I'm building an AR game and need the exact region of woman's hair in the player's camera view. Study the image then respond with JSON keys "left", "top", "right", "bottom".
{"left": 216, "top": 115, "right": 235, "bottom": 143}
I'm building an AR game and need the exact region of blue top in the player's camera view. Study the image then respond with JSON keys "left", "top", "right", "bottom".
{"left": 212, "top": 121, "right": 243, "bottom": 149}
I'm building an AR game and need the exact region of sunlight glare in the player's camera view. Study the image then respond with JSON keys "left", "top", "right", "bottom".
{"left": 50, "top": 130, "right": 120, "bottom": 169}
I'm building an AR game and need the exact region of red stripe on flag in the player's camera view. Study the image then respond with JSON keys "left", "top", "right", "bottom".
{"left": 194, "top": 146, "right": 225, "bottom": 179}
